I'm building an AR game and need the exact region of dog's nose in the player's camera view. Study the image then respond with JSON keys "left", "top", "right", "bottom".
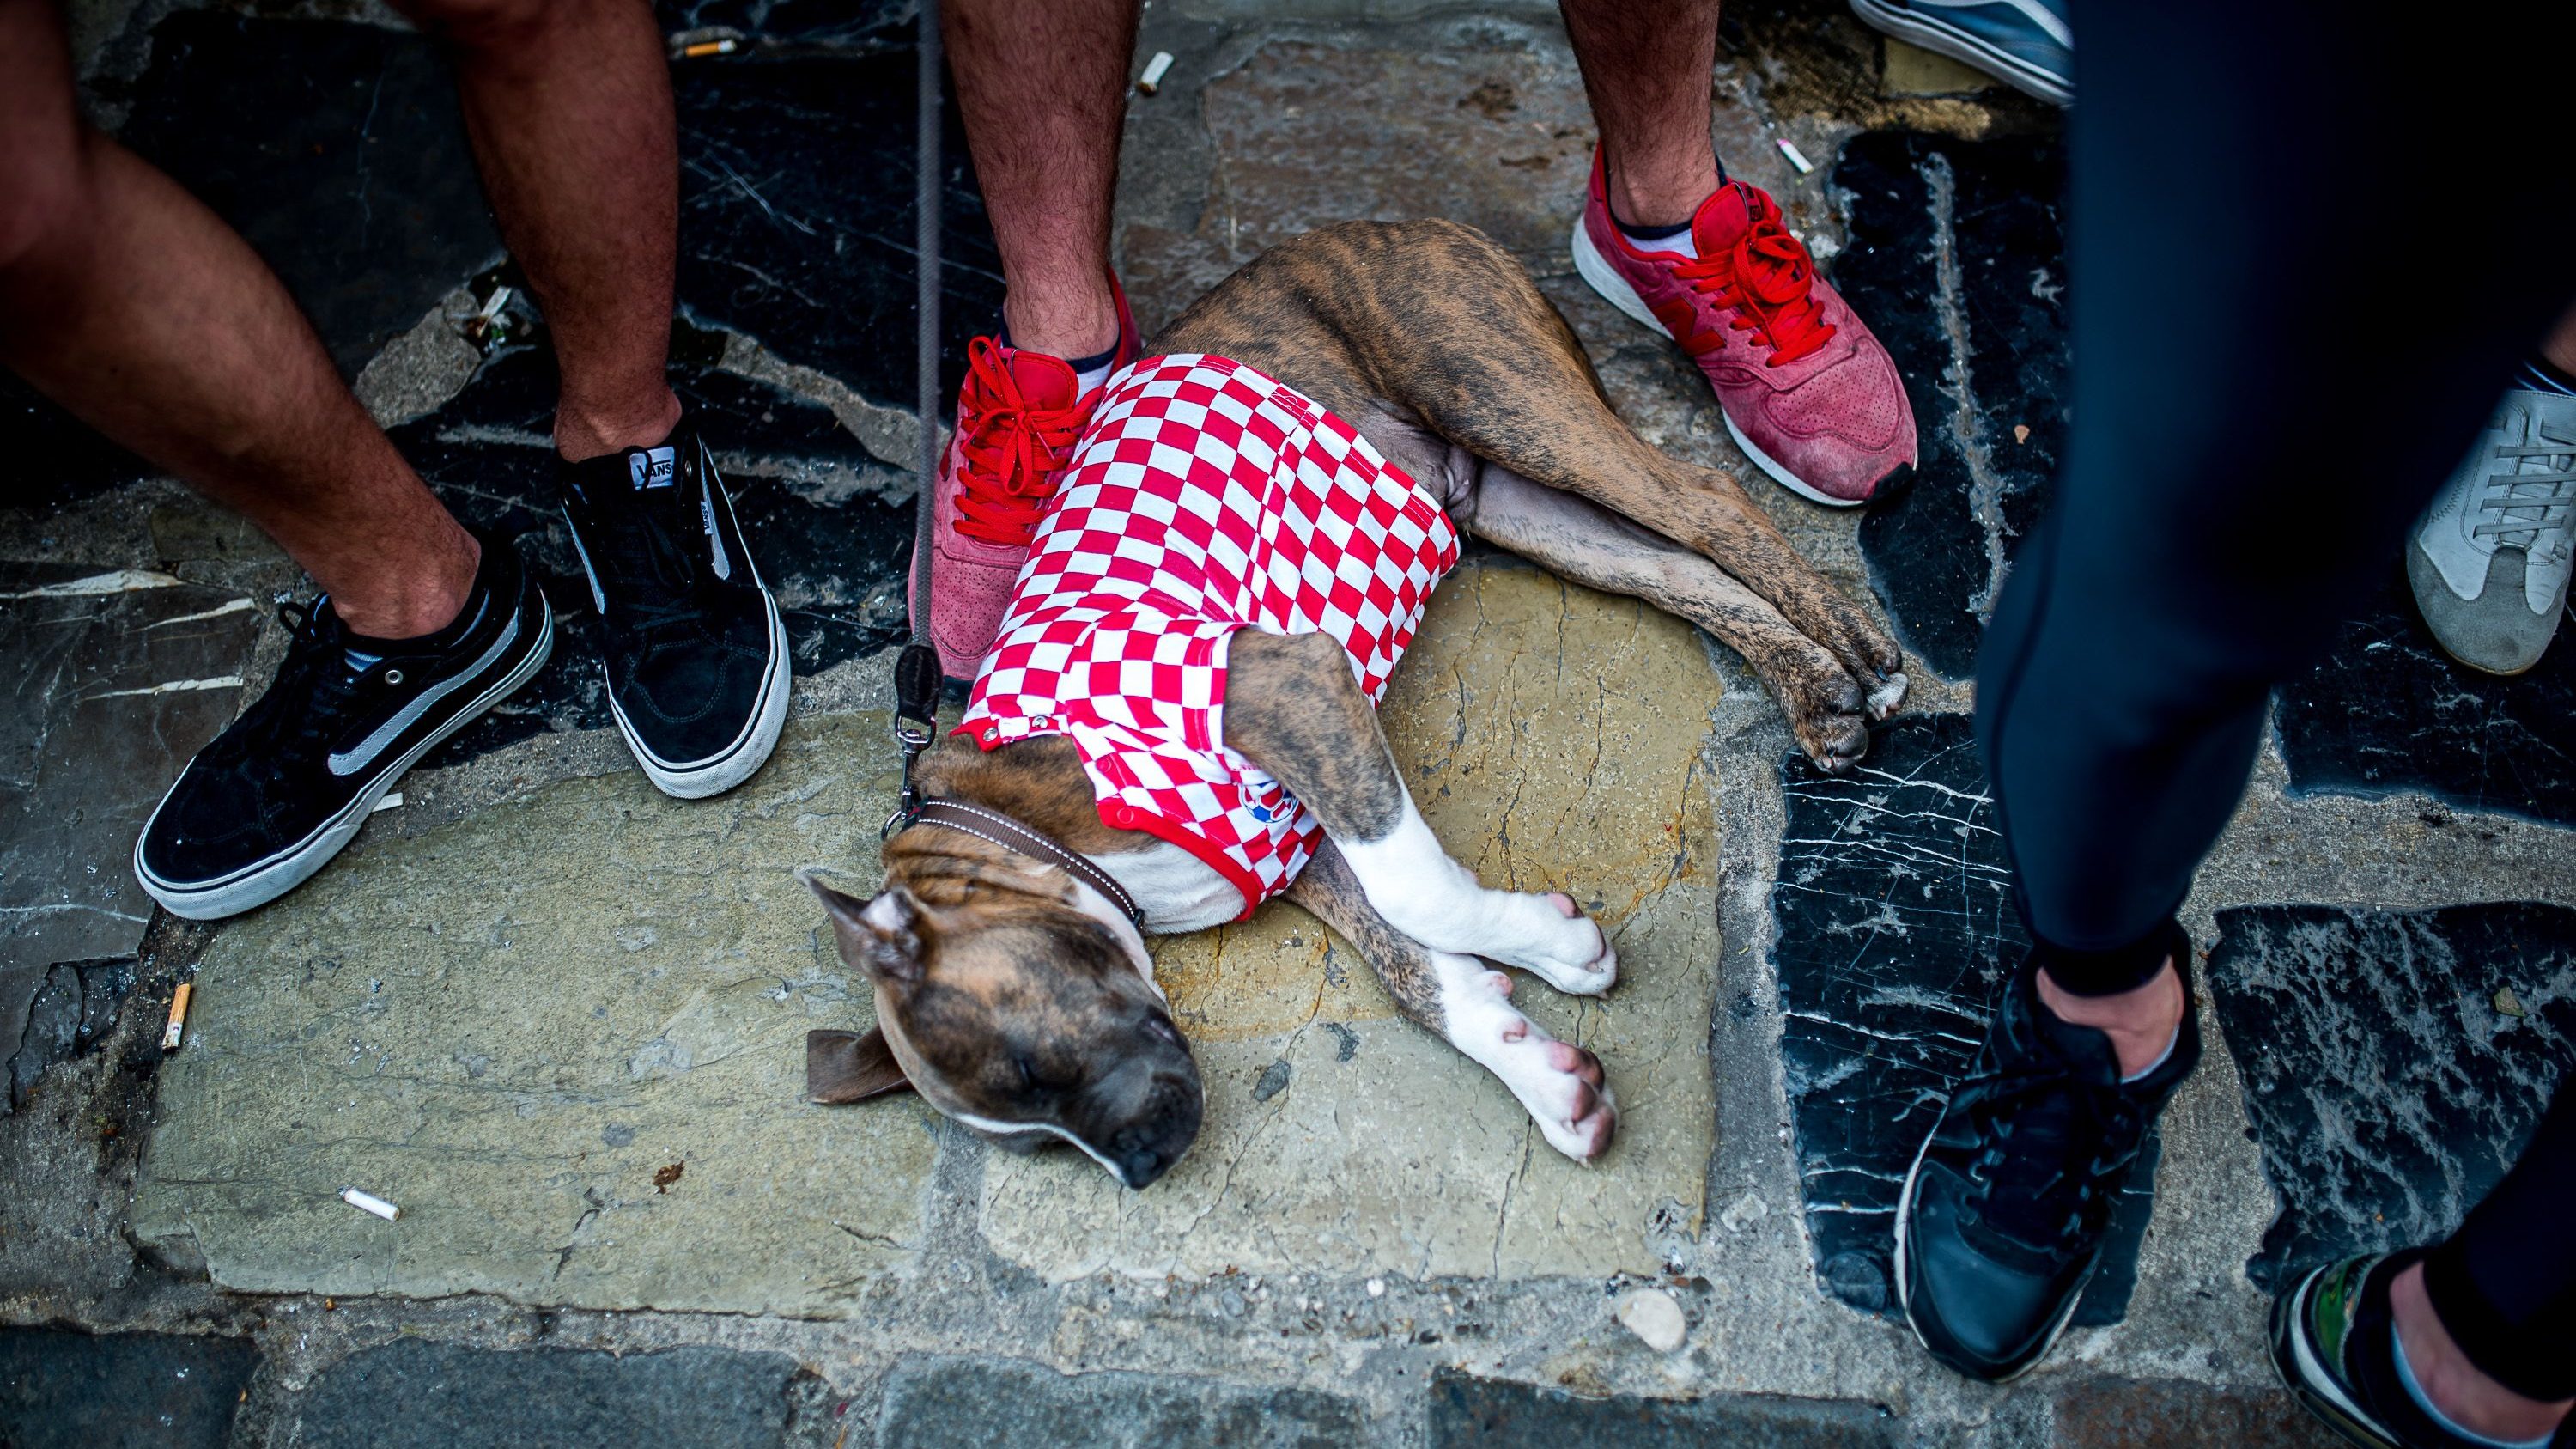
{"left": 1116, "top": 1146, "right": 1170, "bottom": 1189}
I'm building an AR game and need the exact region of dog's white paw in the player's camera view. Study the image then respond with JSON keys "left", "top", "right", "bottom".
{"left": 1436, "top": 955, "right": 1619, "bottom": 1161}
{"left": 1482, "top": 891, "right": 1617, "bottom": 996}
{"left": 1867, "top": 670, "right": 1909, "bottom": 721}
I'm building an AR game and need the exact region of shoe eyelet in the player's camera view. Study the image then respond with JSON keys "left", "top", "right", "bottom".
{"left": 384, "top": 668, "right": 405, "bottom": 685}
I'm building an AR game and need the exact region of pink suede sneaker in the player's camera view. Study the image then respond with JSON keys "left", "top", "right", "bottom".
{"left": 913, "top": 283, "right": 1139, "bottom": 677}
{"left": 1571, "top": 152, "right": 1916, "bottom": 506}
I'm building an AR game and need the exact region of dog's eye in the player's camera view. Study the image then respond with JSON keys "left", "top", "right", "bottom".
{"left": 1013, "top": 1053, "right": 1040, "bottom": 1091}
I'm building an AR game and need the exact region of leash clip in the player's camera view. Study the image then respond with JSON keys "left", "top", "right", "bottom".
{"left": 886, "top": 642, "right": 945, "bottom": 838}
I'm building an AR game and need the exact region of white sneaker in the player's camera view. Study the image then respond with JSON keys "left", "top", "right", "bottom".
{"left": 2408, "top": 380, "right": 2576, "bottom": 675}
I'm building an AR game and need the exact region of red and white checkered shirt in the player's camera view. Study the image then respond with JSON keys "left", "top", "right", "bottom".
{"left": 957, "top": 354, "right": 1461, "bottom": 917}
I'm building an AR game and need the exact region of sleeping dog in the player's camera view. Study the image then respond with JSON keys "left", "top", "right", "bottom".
{"left": 804, "top": 220, "right": 1907, "bottom": 1188}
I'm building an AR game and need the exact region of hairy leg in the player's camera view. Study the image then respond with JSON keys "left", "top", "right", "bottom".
{"left": 393, "top": 0, "right": 680, "bottom": 461}
{"left": 0, "top": 0, "right": 474, "bottom": 638}
{"left": 946, "top": 0, "right": 1139, "bottom": 359}
{"left": 1469, "top": 461, "right": 1902, "bottom": 768}
{"left": 1559, "top": 0, "right": 1723, "bottom": 227}
{"left": 1226, "top": 629, "right": 1615, "bottom": 994}
{"left": 1285, "top": 839, "right": 1617, "bottom": 1160}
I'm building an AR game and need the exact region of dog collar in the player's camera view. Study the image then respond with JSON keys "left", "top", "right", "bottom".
{"left": 890, "top": 798, "right": 1145, "bottom": 928}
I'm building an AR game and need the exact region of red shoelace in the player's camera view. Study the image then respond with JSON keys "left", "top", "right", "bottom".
{"left": 950, "top": 337, "right": 1091, "bottom": 547}
{"left": 1672, "top": 189, "right": 1838, "bottom": 367}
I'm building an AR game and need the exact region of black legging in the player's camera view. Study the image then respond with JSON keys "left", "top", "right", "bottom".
{"left": 1972, "top": 0, "right": 2576, "bottom": 1399}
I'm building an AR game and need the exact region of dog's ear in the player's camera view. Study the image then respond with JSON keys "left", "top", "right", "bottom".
{"left": 804, "top": 873, "right": 927, "bottom": 989}
{"left": 805, "top": 1027, "right": 912, "bottom": 1104}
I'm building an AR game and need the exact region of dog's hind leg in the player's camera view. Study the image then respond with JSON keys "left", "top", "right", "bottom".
{"left": 1224, "top": 628, "right": 1615, "bottom": 996}
{"left": 1467, "top": 462, "right": 1900, "bottom": 767}
{"left": 1285, "top": 839, "right": 1617, "bottom": 1160}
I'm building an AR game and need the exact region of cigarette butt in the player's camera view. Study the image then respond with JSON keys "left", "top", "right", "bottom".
{"left": 341, "top": 1187, "right": 400, "bottom": 1221}
{"left": 1137, "top": 52, "right": 1175, "bottom": 94}
{"left": 161, "top": 983, "right": 191, "bottom": 1051}
{"left": 682, "top": 38, "right": 738, "bottom": 58}
{"left": 1776, "top": 138, "right": 1814, "bottom": 175}
{"left": 476, "top": 287, "right": 511, "bottom": 323}
{"left": 372, "top": 791, "right": 404, "bottom": 813}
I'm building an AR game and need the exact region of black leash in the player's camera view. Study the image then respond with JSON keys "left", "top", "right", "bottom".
{"left": 889, "top": 0, "right": 944, "bottom": 834}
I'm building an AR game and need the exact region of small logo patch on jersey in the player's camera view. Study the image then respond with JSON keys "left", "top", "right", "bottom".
{"left": 631, "top": 446, "right": 677, "bottom": 490}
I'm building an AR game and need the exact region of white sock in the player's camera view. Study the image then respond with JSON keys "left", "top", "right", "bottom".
{"left": 1072, "top": 356, "right": 1117, "bottom": 395}
{"left": 1619, "top": 222, "right": 1696, "bottom": 258}
{"left": 2393, "top": 1327, "right": 2556, "bottom": 1449}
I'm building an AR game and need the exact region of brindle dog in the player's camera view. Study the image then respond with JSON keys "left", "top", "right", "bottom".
{"left": 805, "top": 219, "right": 1907, "bottom": 1188}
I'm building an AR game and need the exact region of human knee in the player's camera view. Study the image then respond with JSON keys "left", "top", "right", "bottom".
{"left": 386, "top": 0, "right": 559, "bottom": 47}
{"left": 0, "top": 122, "right": 88, "bottom": 277}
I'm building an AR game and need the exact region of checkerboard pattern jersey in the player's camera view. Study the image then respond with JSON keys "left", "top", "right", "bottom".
{"left": 958, "top": 353, "right": 1461, "bottom": 916}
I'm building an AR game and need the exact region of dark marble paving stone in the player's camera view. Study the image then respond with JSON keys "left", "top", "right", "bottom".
{"left": 673, "top": 48, "right": 1003, "bottom": 406}
{"left": 1771, "top": 712, "right": 2154, "bottom": 1324}
{"left": 879, "top": 1355, "right": 1364, "bottom": 1449}
{"left": 2049, "top": 1376, "right": 2344, "bottom": 1449}
{"left": 0, "top": 1329, "right": 259, "bottom": 1449}
{"left": 1837, "top": 131, "right": 2068, "bottom": 682}
{"left": 386, "top": 337, "right": 911, "bottom": 767}
{"left": 119, "top": 13, "right": 502, "bottom": 379}
{"left": 0, "top": 375, "right": 156, "bottom": 508}
{"left": 6, "top": 955, "right": 135, "bottom": 1112}
{"left": 295, "top": 1340, "right": 797, "bottom": 1449}
{"left": 659, "top": 0, "right": 909, "bottom": 49}
{"left": 1426, "top": 1370, "right": 1893, "bottom": 1448}
{"left": 2206, "top": 902, "right": 2576, "bottom": 1291}
{"left": 0, "top": 563, "right": 264, "bottom": 1074}
{"left": 2275, "top": 571, "right": 2576, "bottom": 827}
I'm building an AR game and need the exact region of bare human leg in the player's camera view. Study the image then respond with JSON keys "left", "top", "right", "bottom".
{"left": 0, "top": 0, "right": 476, "bottom": 640}
{"left": 2391, "top": 1262, "right": 2573, "bottom": 1443}
{"left": 945, "top": 0, "right": 1139, "bottom": 360}
{"left": 1559, "top": 0, "right": 1723, "bottom": 228}
{"left": 391, "top": 0, "right": 682, "bottom": 462}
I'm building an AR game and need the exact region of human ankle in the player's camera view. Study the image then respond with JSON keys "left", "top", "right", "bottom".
{"left": 1606, "top": 148, "right": 1723, "bottom": 232}
{"left": 2391, "top": 1263, "right": 2573, "bottom": 1444}
{"left": 1001, "top": 286, "right": 1120, "bottom": 365}
{"left": 555, "top": 387, "right": 682, "bottom": 463}
{"left": 331, "top": 529, "right": 480, "bottom": 639}
{"left": 2035, "top": 959, "right": 2184, "bottom": 1080}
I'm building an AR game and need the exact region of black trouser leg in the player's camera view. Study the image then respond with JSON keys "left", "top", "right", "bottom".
{"left": 2423, "top": 1081, "right": 2576, "bottom": 1402}
{"left": 1975, "top": 0, "right": 2576, "bottom": 994}
{"left": 1969, "top": 0, "right": 2576, "bottom": 1391}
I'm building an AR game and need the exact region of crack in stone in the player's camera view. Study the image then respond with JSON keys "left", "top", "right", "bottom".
{"left": 1918, "top": 153, "right": 2013, "bottom": 624}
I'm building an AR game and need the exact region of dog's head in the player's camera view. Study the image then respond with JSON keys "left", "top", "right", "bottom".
{"left": 803, "top": 874, "right": 1202, "bottom": 1189}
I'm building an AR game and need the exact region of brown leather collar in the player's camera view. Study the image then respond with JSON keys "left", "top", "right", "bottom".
{"left": 895, "top": 798, "right": 1145, "bottom": 928}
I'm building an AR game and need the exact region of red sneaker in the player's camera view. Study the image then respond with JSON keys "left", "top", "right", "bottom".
{"left": 1571, "top": 152, "right": 1916, "bottom": 506}
{"left": 913, "top": 282, "right": 1140, "bottom": 675}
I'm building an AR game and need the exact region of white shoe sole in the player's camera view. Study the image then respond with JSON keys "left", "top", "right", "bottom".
{"left": 1570, "top": 217, "right": 1868, "bottom": 510}
{"left": 1846, "top": 0, "right": 2073, "bottom": 107}
{"left": 134, "top": 601, "right": 556, "bottom": 922}
{"left": 606, "top": 595, "right": 793, "bottom": 801}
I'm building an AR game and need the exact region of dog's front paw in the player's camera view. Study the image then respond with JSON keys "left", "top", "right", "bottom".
{"left": 1438, "top": 958, "right": 1619, "bottom": 1161}
{"left": 1481, "top": 891, "right": 1617, "bottom": 995}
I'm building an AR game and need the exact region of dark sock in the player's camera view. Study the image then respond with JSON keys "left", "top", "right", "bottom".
{"left": 339, "top": 546, "right": 497, "bottom": 669}
{"left": 2520, "top": 356, "right": 2576, "bottom": 398}
{"left": 1611, "top": 153, "right": 1729, "bottom": 243}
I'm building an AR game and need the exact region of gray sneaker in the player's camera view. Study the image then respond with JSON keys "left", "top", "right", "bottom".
{"left": 1848, "top": 0, "right": 2073, "bottom": 107}
{"left": 2408, "top": 383, "right": 2576, "bottom": 676}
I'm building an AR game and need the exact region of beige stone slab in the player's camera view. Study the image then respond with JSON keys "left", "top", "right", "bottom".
{"left": 132, "top": 714, "right": 939, "bottom": 1317}
{"left": 1879, "top": 38, "right": 2000, "bottom": 98}
{"left": 984, "top": 557, "right": 1722, "bottom": 1282}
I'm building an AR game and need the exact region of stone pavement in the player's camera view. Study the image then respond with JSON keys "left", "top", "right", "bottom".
{"left": 2, "top": 0, "right": 2568, "bottom": 1445}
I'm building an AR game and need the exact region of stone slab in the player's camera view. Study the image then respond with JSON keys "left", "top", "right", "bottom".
{"left": 0, "top": 563, "right": 263, "bottom": 1087}
{"left": 876, "top": 1355, "right": 1365, "bottom": 1449}
{"left": 1838, "top": 131, "right": 2067, "bottom": 680}
{"left": 1425, "top": 1369, "right": 1896, "bottom": 1447}
{"left": 981, "top": 555, "right": 1721, "bottom": 1282}
{"left": 119, "top": 13, "right": 504, "bottom": 378}
{"left": 2205, "top": 902, "right": 2576, "bottom": 1290}
{"left": 0, "top": 1329, "right": 258, "bottom": 1449}
{"left": 2050, "top": 1376, "right": 2344, "bottom": 1449}
{"left": 1771, "top": 713, "right": 2152, "bottom": 1323}
{"left": 389, "top": 338, "right": 913, "bottom": 768}
{"left": 295, "top": 1340, "right": 799, "bottom": 1449}
{"left": 132, "top": 711, "right": 942, "bottom": 1316}
{"left": 1880, "top": 39, "right": 2001, "bottom": 98}
{"left": 2275, "top": 572, "right": 2576, "bottom": 827}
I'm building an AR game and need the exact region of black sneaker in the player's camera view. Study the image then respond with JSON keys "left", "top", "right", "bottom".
{"left": 133, "top": 533, "right": 553, "bottom": 921}
{"left": 2273, "top": 1251, "right": 2573, "bottom": 1449}
{"left": 559, "top": 421, "right": 790, "bottom": 798}
{"left": 1895, "top": 924, "right": 2200, "bottom": 1381}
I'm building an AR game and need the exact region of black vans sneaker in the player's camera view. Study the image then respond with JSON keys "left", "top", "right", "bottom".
{"left": 559, "top": 421, "right": 789, "bottom": 799}
{"left": 1895, "top": 923, "right": 2201, "bottom": 1381}
{"left": 134, "top": 533, "right": 552, "bottom": 921}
